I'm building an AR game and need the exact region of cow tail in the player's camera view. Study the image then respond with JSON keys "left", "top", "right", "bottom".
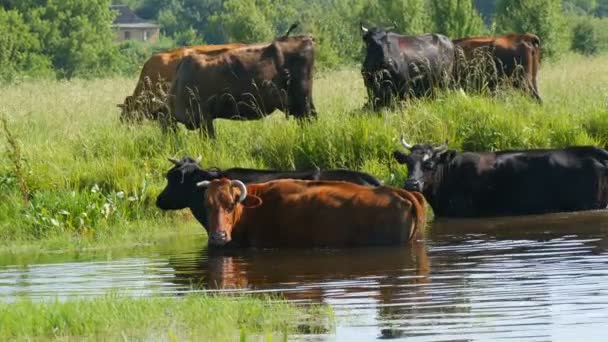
{"left": 397, "top": 189, "right": 427, "bottom": 241}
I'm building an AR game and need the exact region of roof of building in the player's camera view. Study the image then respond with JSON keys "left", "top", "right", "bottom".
{"left": 111, "top": 5, "right": 159, "bottom": 28}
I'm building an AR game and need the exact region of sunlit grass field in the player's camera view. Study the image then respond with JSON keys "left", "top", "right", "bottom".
{"left": 1, "top": 53, "right": 607, "bottom": 250}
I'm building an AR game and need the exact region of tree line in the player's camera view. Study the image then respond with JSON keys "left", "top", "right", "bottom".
{"left": 1, "top": 0, "right": 607, "bottom": 81}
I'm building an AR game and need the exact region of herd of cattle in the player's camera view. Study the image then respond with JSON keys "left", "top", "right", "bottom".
{"left": 134, "top": 24, "right": 605, "bottom": 248}
{"left": 118, "top": 24, "right": 541, "bottom": 137}
{"left": 155, "top": 140, "right": 608, "bottom": 248}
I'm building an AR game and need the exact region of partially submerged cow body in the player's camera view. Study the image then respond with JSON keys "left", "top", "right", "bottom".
{"left": 119, "top": 43, "right": 245, "bottom": 122}
{"left": 155, "top": 157, "right": 382, "bottom": 227}
{"left": 393, "top": 138, "right": 608, "bottom": 217}
{"left": 453, "top": 33, "right": 541, "bottom": 102}
{"left": 196, "top": 178, "right": 426, "bottom": 248}
{"left": 169, "top": 34, "right": 316, "bottom": 137}
{"left": 361, "top": 25, "right": 455, "bottom": 109}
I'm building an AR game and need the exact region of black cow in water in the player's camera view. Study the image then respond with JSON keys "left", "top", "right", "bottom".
{"left": 392, "top": 137, "right": 608, "bottom": 217}
{"left": 156, "top": 157, "right": 382, "bottom": 227}
{"left": 361, "top": 24, "right": 455, "bottom": 109}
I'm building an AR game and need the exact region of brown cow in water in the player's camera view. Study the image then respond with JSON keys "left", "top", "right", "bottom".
{"left": 168, "top": 33, "right": 316, "bottom": 137}
{"left": 195, "top": 178, "right": 426, "bottom": 248}
{"left": 118, "top": 43, "right": 245, "bottom": 122}
{"left": 453, "top": 33, "right": 541, "bottom": 102}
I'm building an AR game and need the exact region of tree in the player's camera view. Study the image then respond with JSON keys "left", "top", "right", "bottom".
{"left": 430, "top": 0, "right": 486, "bottom": 38}
{"left": 563, "top": 0, "right": 597, "bottom": 14}
{"left": 595, "top": 0, "right": 608, "bottom": 16}
{"left": 571, "top": 21, "right": 598, "bottom": 54}
{"left": 494, "top": 0, "right": 566, "bottom": 57}
{"left": 5, "top": 0, "right": 122, "bottom": 78}
{"left": 0, "top": 8, "right": 51, "bottom": 80}
{"left": 361, "top": 0, "right": 429, "bottom": 34}
{"left": 208, "top": 0, "right": 276, "bottom": 43}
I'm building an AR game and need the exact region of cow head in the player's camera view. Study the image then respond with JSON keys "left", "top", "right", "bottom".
{"left": 197, "top": 178, "right": 262, "bottom": 246}
{"left": 156, "top": 156, "right": 218, "bottom": 210}
{"left": 392, "top": 136, "right": 450, "bottom": 193}
{"left": 361, "top": 24, "right": 396, "bottom": 73}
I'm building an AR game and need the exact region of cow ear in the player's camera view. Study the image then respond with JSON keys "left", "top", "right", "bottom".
{"left": 392, "top": 151, "right": 408, "bottom": 164}
{"left": 241, "top": 195, "right": 262, "bottom": 208}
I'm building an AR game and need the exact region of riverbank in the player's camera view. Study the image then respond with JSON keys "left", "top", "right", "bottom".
{"left": 1, "top": 53, "right": 607, "bottom": 251}
{"left": 0, "top": 293, "right": 333, "bottom": 340}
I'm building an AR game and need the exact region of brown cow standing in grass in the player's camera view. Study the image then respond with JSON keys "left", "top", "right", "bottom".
{"left": 168, "top": 33, "right": 316, "bottom": 138}
{"left": 195, "top": 178, "right": 426, "bottom": 248}
{"left": 118, "top": 43, "right": 245, "bottom": 122}
{"left": 453, "top": 33, "right": 542, "bottom": 102}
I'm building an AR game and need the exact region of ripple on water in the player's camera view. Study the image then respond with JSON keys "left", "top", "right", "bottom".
{"left": 2, "top": 211, "right": 608, "bottom": 340}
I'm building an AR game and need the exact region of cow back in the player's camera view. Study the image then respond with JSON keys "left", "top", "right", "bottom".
{"left": 232, "top": 180, "right": 426, "bottom": 247}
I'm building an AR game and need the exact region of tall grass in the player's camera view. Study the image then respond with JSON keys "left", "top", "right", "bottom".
{"left": 0, "top": 293, "right": 333, "bottom": 340}
{"left": 1, "top": 53, "right": 607, "bottom": 246}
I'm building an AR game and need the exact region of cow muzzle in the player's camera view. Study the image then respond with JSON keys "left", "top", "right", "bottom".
{"left": 405, "top": 179, "right": 423, "bottom": 192}
{"left": 209, "top": 230, "right": 230, "bottom": 246}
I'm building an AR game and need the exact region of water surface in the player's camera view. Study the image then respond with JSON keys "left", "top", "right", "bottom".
{"left": 2, "top": 210, "right": 608, "bottom": 341}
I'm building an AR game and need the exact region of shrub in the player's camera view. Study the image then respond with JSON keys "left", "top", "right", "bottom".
{"left": 571, "top": 21, "right": 599, "bottom": 55}
{"left": 494, "top": 0, "right": 566, "bottom": 58}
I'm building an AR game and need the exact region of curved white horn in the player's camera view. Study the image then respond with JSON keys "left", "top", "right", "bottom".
{"left": 360, "top": 23, "right": 368, "bottom": 33}
{"left": 195, "top": 155, "right": 202, "bottom": 164}
{"left": 168, "top": 157, "right": 181, "bottom": 165}
{"left": 230, "top": 180, "right": 247, "bottom": 203}
{"left": 433, "top": 140, "right": 449, "bottom": 154}
{"left": 400, "top": 134, "right": 413, "bottom": 150}
{"left": 197, "top": 180, "right": 211, "bottom": 188}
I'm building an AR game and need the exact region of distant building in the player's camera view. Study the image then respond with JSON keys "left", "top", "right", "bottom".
{"left": 111, "top": 5, "right": 160, "bottom": 43}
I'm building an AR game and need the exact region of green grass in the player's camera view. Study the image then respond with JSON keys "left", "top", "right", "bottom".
{"left": 0, "top": 293, "right": 333, "bottom": 340}
{"left": 1, "top": 53, "right": 607, "bottom": 250}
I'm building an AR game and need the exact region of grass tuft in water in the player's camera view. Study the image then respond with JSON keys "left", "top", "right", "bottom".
{"left": 0, "top": 293, "right": 334, "bottom": 340}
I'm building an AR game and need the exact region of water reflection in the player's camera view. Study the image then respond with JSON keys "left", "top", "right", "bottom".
{"left": 2, "top": 210, "right": 608, "bottom": 340}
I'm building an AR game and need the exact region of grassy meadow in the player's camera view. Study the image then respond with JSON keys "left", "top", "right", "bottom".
{"left": 0, "top": 293, "right": 332, "bottom": 340}
{"left": 1, "top": 53, "right": 608, "bottom": 252}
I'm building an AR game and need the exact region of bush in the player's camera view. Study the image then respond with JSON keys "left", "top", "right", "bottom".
{"left": 494, "top": 0, "right": 566, "bottom": 58}
{"left": 430, "top": 0, "right": 486, "bottom": 38}
{"left": 0, "top": 8, "right": 52, "bottom": 81}
{"left": 571, "top": 22, "right": 599, "bottom": 55}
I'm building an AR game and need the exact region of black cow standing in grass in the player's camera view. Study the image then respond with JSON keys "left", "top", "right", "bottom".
{"left": 392, "top": 136, "right": 608, "bottom": 217}
{"left": 156, "top": 157, "right": 382, "bottom": 227}
{"left": 360, "top": 24, "right": 455, "bottom": 109}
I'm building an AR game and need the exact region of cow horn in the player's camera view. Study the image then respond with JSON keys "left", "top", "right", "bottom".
{"left": 168, "top": 157, "right": 181, "bottom": 165}
{"left": 284, "top": 23, "right": 298, "bottom": 37}
{"left": 433, "top": 140, "right": 449, "bottom": 154}
{"left": 197, "top": 180, "right": 211, "bottom": 188}
{"left": 400, "top": 135, "right": 413, "bottom": 150}
{"left": 195, "top": 155, "right": 202, "bottom": 164}
{"left": 230, "top": 180, "right": 248, "bottom": 203}
{"left": 117, "top": 103, "right": 125, "bottom": 109}
{"left": 360, "top": 22, "right": 368, "bottom": 34}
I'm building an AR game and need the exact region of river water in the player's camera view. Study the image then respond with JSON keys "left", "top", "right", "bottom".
{"left": 2, "top": 210, "right": 608, "bottom": 341}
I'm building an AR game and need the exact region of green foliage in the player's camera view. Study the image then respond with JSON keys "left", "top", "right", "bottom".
{"left": 564, "top": 0, "right": 598, "bottom": 13}
{"left": 0, "top": 8, "right": 52, "bottom": 80}
{"left": 594, "top": 0, "right": 608, "bottom": 16}
{"left": 361, "top": 0, "right": 429, "bottom": 34}
{"left": 494, "top": 0, "right": 566, "bottom": 57}
{"left": 209, "top": 0, "right": 277, "bottom": 43}
{"left": 430, "top": 0, "right": 486, "bottom": 38}
{"left": 571, "top": 21, "right": 599, "bottom": 54}
{"left": 1, "top": 0, "right": 122, "bottom": 79}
